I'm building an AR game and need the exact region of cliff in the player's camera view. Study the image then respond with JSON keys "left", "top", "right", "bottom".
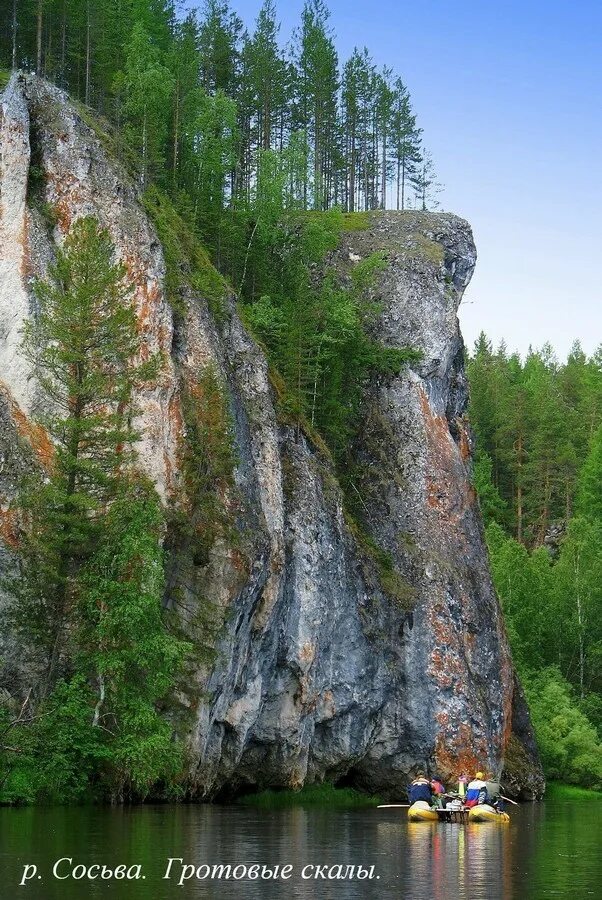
{"left": 0, "top": 73, "right": 544, "bottom": 799}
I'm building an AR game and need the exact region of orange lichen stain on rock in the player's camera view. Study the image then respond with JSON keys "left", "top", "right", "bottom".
{"left": 499, "top": 641, "right": 515, "bottom": 755}
{"left": 0, "top": 382, "right": 54, "bottom": 469}
{"left": 435, "top": 733, "right": 485, "bottom": 782}
{"left": 426, "top": 600, "right": 465, "bottom": 689}
{"left": 456, "top": 415, "right": 472, "bottom": 463}
{"left": 418, "top": 387, "right": 473, "bottom": 530}
{"left": 0, "top": 506, "right": 20, "bottom": 549}
{"left": 299, "top": 641, "right": 317, "bottom": 667}
{"left": 229, "top": 547, "right": 250, "bottom": 578}
{"left": 48, "top": 172, "right": 84, "bottom": 234}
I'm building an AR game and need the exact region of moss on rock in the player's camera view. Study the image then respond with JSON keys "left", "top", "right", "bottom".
{"left": 142, "top": 186, "right": 228, "bottom": 322}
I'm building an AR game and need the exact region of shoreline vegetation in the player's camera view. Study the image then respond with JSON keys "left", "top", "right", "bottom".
{"left": 237, "top": 784, "right": 383, "bottom": 809}
{"left": 2, "top": 781, "right": 601, "bottom": 810}
{"left": 544, "top": 782, "right": 602, "bottom": 801}
{"left": 237, "top": 781, "right": 602, "bottom": 809}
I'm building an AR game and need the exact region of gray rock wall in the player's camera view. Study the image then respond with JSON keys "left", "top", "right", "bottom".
{"left": 0, "top": 73, "right": 543, "bottom": 799}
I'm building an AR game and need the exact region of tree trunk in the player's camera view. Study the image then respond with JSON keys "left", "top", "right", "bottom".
{"left": 381, "top": 125, "right": 387, "bottom": 209}
{"left": 85, "top": 3, "right": 91, "bottom": 106}
{"left": 172, "top": 80, "right": 180, "bottom": 187}
{"left": 142, "top": 106, "right": 148, "bottom": 188}
{"left": 401, "top": 149, "right": 406, "bottom": 211}
{"left": 516, "top": 432, "right": 523, "bottom": 543}
{"left": 574, "top": 548, "right": 585, "bottom": 699}
{"left": 348, "top": 125, "right": 355, "bottom": 213}
{"left": 12, "top": 0, "right": 18, "bottom": 69}
{"left": 36, "top": 0, "right": 43, "bottom": 75}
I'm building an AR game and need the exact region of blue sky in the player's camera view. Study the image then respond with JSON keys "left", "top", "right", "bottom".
{"left": 187, "top": 0, "right": 602, "bottom": 359}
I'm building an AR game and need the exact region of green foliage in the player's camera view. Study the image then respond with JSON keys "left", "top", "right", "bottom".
{"left": 1, "top": 218, "right": 189, "bottom": 803}
{"left": 120, "top": 22, "right": 175, "bottom": 185}
{"left": 545, "top": 781, "right": 602, "bottom": 800}
{"left": 577, "top": 424, "right": 602, "bottom": 523}
{"left": 473, "top": 451, "right": 507, "bottom": 526}
{"left": 2, "top": 0, "right": 434, "bottom": 217}
{"left": 523, "top": 669, "right": 602, "bottom": 790}
{"left": 1, "top": 678, "right": 104, "bottom": 805}
{"left": 78, "top": 484, "right": 190, "bottom": 798}
{"left": 238, "top": 783, "right": 382, "bottom": 808}
{"left": 245, "top": 246, "right": 416, "bottom": 459}
{"left": 11, "top": 217, "right": 153, "bottom": 671}
{"left": 143, "top": 186, "right": 228, "bottom": 321}
{"left": 468, "top": 335, "right": 602, "bottom": 544}
{"left": 475, "top": 338, "right": 602, "bottom": 786}
{"left": 172, "top": 366, "right": 238, "bottom": 568}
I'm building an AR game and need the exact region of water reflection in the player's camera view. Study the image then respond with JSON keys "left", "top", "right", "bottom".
{"left": 0, "top": 798, "right": 599, "bottom": 899}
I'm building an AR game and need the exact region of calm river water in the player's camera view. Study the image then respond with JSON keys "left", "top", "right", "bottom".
{"left": 1, "top": 797, "right": 600, "bottom": 899}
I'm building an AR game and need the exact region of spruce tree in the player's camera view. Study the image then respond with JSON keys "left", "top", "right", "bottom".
{"left": 13, "top": 217, "right": 154, "bottom": 686}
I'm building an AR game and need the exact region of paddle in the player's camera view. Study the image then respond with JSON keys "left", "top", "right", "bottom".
{"left": 377, "top": 804, "right": 410, "bottom": 808}
{"left": 500, "top": 795, "right": 519, "bottom": 806}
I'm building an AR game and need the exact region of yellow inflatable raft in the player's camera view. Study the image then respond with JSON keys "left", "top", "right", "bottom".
{"left": 468, "top": 804, "right": 510, "bottom": 824}
{"left": 407, "top": 801, "right": 439, "bottom": 822}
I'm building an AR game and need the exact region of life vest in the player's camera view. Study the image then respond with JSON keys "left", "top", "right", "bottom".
{"left": 464, "top": 779, "right": 487, "bottom": 808}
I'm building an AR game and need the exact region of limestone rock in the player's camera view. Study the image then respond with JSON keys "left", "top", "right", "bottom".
{"left": 0, "top": 73, "right": 544, "bottom": 799}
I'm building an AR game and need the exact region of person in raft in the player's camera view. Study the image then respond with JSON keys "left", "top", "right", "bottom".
{"left": 408, "top": 773, "right": 433, "bottom": 805}
{"left": 464, "top": 772, "right": 488, "bottom": 808}
{"left": 430, "top": 775, "right": 447, "bottom": 808}
{"left": 457, "top": 772, "right": 468, "bottom": 798}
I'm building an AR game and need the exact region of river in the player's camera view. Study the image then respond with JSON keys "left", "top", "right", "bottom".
{"left": 1, "top": 796, "right": 600, "bottom": 898}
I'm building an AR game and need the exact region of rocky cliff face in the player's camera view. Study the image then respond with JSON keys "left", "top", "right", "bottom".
{"left": 0, "top": 73, "right": 544, "bottom": 800}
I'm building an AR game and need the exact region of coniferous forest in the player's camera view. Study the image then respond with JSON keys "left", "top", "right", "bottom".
{"left": 0, "top": 0, "right": 600, "bottom": 801}
{"left": 468, "top": 338, "right": 602, "bottom": 788}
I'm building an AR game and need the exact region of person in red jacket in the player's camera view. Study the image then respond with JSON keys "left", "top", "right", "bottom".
{"left": 430, "top": 775, "right": 447, "bottom": 808}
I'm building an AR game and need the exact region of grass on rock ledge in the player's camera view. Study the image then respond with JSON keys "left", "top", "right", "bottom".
{"left": 238, "top": 784, "right": 382, "bottom": 809}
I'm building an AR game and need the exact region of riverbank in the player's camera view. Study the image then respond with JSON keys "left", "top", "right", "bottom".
{"left": 238, "top": 784, "right": 382, "bottom": 808}
{"left": 545, "top": 782, "right": 602, "bottom": 801}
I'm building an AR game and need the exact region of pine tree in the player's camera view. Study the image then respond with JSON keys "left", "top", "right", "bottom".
{"left": 198, "top": 0, "right": 243, "bottom": 96}
{"left": 167, "top": 13, "right": 201, "bottom": 189}
{"left": 293, "top": 0, "right": 339, "bottom": 209}
{"left": 245, "top": 0, "right": 287, "bottom": 153}
{"left": 410, "top": 148, "right": 441, "bottom": 210}
{"left": 389, "top": 77, "right": 422, "bottom": 210}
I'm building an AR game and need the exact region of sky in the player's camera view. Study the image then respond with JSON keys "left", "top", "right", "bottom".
{"left": 186, "top": 0, "right": 602, "bottom": 359}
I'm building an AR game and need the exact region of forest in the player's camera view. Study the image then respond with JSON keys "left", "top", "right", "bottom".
{"left": 468, "top": 337, "right": 602, "bottom": 788}
{"left": 0, "top": 0, "right": 600, "bottom": 800}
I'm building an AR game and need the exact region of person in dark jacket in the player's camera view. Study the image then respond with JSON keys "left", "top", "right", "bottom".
{"left": 408, "top": 773, "right": 433, "bottom": 804}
